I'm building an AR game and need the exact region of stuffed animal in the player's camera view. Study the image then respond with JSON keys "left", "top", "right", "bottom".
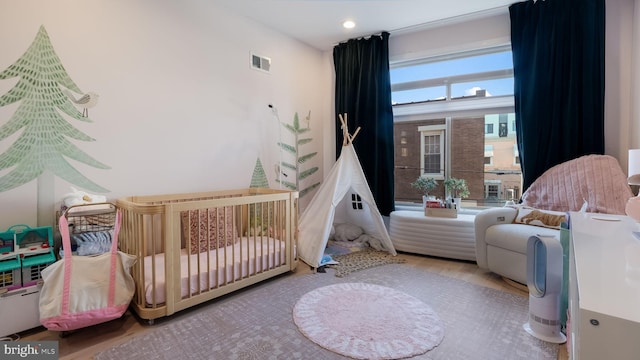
{"left": 520, "top": 209, "right": 566, "bottom": 228}
{"left": 62, "top": 187, "right": 107, "bottom": 208}
{"left": 333, "top": 223, "right": 364, "bottom": 241}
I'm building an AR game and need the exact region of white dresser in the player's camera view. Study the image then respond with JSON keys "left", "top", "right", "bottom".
{"left": 568, "top": 212, "right": 640, "bottom": 359}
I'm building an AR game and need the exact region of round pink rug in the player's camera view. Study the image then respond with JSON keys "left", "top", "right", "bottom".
{"left": 292, "top": 282, "right": 444, "bottom": 359}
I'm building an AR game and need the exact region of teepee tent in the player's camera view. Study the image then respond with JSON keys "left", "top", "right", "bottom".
{"left": 298, "top": 114, "right": 397, "bottom": 268}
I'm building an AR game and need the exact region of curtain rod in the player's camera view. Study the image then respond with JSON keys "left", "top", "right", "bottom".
{"left": 334, "top": 32, "right": 389, "bottom": 47}
{"left": 333, "top": 5, "right": 509, "bottom": 48}
{"left": 391, "top": 5, "right": 509, "bottom": 36}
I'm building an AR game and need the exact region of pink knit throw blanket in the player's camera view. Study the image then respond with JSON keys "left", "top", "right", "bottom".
{"left": 520, "top": 154, "right": 633, "bottom": 214}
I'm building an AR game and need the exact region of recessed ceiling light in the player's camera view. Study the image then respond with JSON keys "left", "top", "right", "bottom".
{"left": 343, "top": 20, "right": 356, "bottom": 29}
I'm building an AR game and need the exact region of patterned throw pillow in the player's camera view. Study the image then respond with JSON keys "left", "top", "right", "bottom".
{"left": 181, "top": 207, "right": 237, "bottom": 254}
{"left": 513, "top": 205, "right": 567, "bottom": 230}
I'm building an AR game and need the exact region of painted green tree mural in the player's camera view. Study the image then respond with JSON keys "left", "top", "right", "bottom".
{"left": 248, "top": 157, "right": 271, "bottom": 235}
{"left": 0, "top": 26, "right": 109, "bottom": 224}
{"left": 249, "top": 157, "right": 269, "bottom": 188}
{"left": 277, "top": 111, "right": 320, "bottom": 197}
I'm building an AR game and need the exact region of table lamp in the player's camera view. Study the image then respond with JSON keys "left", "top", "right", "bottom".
{"left": 625, "top": 149, "right": 640, "bottom": 221}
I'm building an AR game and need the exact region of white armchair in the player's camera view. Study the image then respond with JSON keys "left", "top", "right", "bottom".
{"left": 474, "top": 154, "right": 633, "bottom": 284}
{"left": 474, "top": 207, "right": 558, "bottom": 284}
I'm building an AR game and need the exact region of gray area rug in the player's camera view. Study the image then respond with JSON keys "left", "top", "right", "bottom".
{"left": 95, "top": 264, "right": 558, "bottom": 360}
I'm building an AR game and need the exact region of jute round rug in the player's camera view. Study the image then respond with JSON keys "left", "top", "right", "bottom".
{"left": 292, "top": 282, "right": 444, "bottom": 359}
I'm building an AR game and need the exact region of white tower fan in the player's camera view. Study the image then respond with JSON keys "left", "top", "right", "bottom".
{"left": 523, "top": 235, "right": 567, "bottom": 343}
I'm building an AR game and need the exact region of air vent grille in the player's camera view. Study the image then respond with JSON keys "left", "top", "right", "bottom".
{"left": 251, "top": 53, "right": 271, "bottom": 73}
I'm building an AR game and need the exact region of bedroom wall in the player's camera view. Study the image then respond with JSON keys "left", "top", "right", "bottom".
{"left": 0, "top": 0, "right": 330, "bottom": 229}
{"left": 388, "top": 10, "right": 511, "bottom": 65}
{"left": 606, "top": 0, "right": 634, "bottom": 170}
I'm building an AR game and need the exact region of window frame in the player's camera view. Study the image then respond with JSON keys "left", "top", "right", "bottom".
{"left": 418, "top": 124, "right": 445, "bottom": 179}
{"left": 485, "top": 183, "right": 500, "bottom": 199}
{"left": 391, "top": 45, "right": 519, "bottom": 209}
{"left": 390, "top": 45, "right": 514, "bottom": 104}
{"left": 485, "top": 123, "right": 494, "bottom": 134}
{"left": 484, "top": 144, "right": 494, "bottom": 166}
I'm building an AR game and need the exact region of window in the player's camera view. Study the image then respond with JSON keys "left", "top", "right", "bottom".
{"left": 499, "top": 114, "right": 508, "bottom": 137}
{"left": 418, "top": 125, "right": 445, "bottom": 178}
{"left": 351, "top": 193, "right": 363, "bottom": 210}
{"left": 485, "top": 184, "right": 499, "bottom": 199}
{"left": 505, "top": 187, "right": 520, "bottom": 201}
{"left": 391, "top": 45, "right": 522, "bottom": 208}
{"left": 484, "top": 145, "right": 494, "bottom": 166}
{"left": 485, "top": 123, "right": 494, "bottom": 134}
{"left": 391, "top": 49, "right": 514, "bottom": 105}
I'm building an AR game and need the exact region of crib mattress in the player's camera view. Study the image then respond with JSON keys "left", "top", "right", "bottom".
{"left": 389, "top": 210, "right": 476, "bottom": 261}
{"left": 142, "top": 237, "right": 287, "bottom": 305}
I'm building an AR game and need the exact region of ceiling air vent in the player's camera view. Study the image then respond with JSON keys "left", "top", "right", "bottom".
{"left": 251, "top": 53, "right": 271, "bottom": 73}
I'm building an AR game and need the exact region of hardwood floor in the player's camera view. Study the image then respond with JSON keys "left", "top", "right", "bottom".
{"left": 16, "top": 252, "right": 568, "bottom": 360}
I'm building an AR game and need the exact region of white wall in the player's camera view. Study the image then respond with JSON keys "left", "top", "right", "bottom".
{"left": 606, "top": 0, "right": 634, "bottom": 169}
{"left": 0, "top": 0, "right": 331, "bottom": 228}
{"left": 389, "top": 10, "right": 511, "bottom": 65}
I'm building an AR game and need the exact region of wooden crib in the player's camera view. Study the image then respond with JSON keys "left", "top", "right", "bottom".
{"left": 116, "top": 188, "right": 298, "bottom": 323}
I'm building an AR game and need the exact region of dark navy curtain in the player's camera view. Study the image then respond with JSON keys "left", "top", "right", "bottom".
{"left": 333, "top": 32, "right": 395, "bottom": 215}
{"left": 510, "top": 0, "right": 605, "bottom": 191}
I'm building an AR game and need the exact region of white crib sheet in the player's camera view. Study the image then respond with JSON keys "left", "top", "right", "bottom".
{"left": 142, "top": 237, "right": 287, "bottom": 305}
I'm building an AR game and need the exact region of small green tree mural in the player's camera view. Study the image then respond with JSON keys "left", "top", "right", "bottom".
{"left": 276, "top": 111, "right": 320, "bottom": 197}
{"left": 248, "top": 157, "right": 271, "bottom": 235}
{"left": 0, "top": 26, "right": 109, "bottom": 225}
{"left": 249, "top": 157, "right": 269, "bottom": 188}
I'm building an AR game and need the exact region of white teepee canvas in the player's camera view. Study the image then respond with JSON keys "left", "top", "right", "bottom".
{"left": 297, "top": 114, "right": 397, "bottom": 268}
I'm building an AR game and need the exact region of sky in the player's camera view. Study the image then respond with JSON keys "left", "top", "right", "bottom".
{"left": 390, "top": 51, "right": 514, "bottom": 104}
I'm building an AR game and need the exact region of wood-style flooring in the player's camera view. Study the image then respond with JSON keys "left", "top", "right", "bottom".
{"left": 17, "top": 252, "right": 568, "bottom": 360}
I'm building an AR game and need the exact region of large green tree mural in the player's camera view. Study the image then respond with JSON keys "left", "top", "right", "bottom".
{"left": 0, "top": 26, "right": 109, "bottom": 224}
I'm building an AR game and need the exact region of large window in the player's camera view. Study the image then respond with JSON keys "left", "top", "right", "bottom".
{"left": 392, "top": 46, "right": 522, "bottom": 208}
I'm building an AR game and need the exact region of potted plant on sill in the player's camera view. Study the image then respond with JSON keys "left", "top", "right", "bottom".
{"left": 444, "top": 177, "right": 470, "bottom": 209}
{"left": 411, "top": 176, "right": 438, "bottom": 208}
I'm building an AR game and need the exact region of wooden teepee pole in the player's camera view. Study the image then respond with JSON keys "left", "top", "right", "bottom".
{"left": 339, "top": 113, "right": 361, "bottom": 146}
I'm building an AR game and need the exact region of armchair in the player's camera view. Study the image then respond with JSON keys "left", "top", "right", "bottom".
{"left": 474, "top": 154, "right": 633, "bottom": 284}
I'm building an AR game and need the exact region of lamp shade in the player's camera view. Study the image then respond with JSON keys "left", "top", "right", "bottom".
{"left": 629, "top": 149, "right": 640, "bottom": 185}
